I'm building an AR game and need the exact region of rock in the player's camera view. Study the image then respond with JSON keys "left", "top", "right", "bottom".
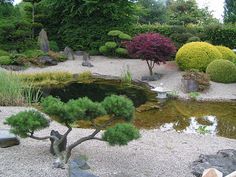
{"left": 141, "top": 74, "right": 161, "bottom": 81}
{"left": 64, "top": 47, "right": 75, "bottom": 60}
{"left": 81, "top": 52, "right": 93, "bottom": 67}
{"left": 0, "top": 129, "right": 20, "bottom": 148}
{"left": 226, "top": 171, "right": 236, "bottom": 177}
{"left": 182, "top": 78, "right": 199, "bottom": 93}
{"left": 69, "top": 156, "right": 98, "bottom": 177}
{"left": 38, "top": 29, "right": 50, "bottom": 52}
{"left": 202, "top": 168, "right": 223, "bottom": 177}
{"left": 192, "top": 149, "right": 236, "bottom": 177}
{"left": 0, "top": 65, "right": 25, "bottom": 71}
{"left": 49, "top": 130, "right": 67, "bottom": 155}
{"left": 39, "top": 56, "right": 58, "bottom": 66}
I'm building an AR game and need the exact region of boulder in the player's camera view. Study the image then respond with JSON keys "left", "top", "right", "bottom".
{"left": 69, "top": 156, "right": 98, "bottom": 177}
{"left": 64, "top": 47, "right": 75, "bottom": 60}
{"left": 192, "top": 149, "right": 236, "bottom": 177}
{"left": 38, "top": 29, "right": 50, "bottom": 52}
{"left": 49, "top": 130, "right": 67, "bottom": 155}
{"left": 202, "top": 168, "right": 223, "bottom": 177}
{"left": 0, "top": 129, "right": 20, "bottom": 148}
{"left": 39, "top": 56, "right": 58, "bottom": 66}
{"left": 226, "top": 171, "right": 236, "bottom": 177}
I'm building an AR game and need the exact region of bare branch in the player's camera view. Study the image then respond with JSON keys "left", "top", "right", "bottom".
{"left": 29, "top": 134, "right": 58, "bottom": 141}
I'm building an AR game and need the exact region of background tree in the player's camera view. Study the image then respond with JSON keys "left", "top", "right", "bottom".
{"left": 23, "top": 0, "right": 42, "bottom": 38}
{"left": 125, "top": 33, "right": 176, "bottom": 76}
{"left": 5, "top": 95, "right": 140, "bottom": 167}
{"left": 224, "top": 0, "right": 236, "bottom": 23}
{"left": 166, "top": 0, "right": 218, "bottom": 25}
{"left": 136, "top": 0, "right": 167, "bottom": 24}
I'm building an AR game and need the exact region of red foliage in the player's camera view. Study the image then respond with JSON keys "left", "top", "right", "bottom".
{"left": 125, "top": 33, "right": 176, "bottom": 64}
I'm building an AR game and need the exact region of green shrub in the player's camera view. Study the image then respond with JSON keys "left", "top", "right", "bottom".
{"left": 99, "top": 46, "right": 110, "bottom": 55}
{"left": 176, "top": 42, "right": 222, "bottom": 71}
{"left": 108, "top": 30, "right": 123, "bottom": 37}
{"left": 48, "top": 51, "right": 67, "bottom": 62}
{"left": 0, "top": 56, "right": 12, "bottom": 65}
{"left": 105, "top": 42, "right": 117, "bottom": 49}
{"left": 115, "top": 48, "right": 128, "bottom": 56}
{"left": 215, "top": 46, "right": 236, "bottom": 63}
{"left": 119, "top": 33, "right": 132, "bottom": 40}
{"left": 0, "top": 50, "right": 10, "bottom": 57}
{"left": 187, "top": 36, "right": 201, "bottom": 43}
{"left": 102, "top": 123, "right": 140, "bottom": 146}
{"left": 206, "top": 59, "right": 236, "bottom": 83}
{"left": 49, "top": 41, "right": 59, "bottom": 52}
{"left": 102, "top": 95, "right": 134, "bottom": 121}
{"left": 5, "top": 110, "right": 49, "bottom": 138}
{"left": 23, "top": 50, "right": 46, "bottom": 58}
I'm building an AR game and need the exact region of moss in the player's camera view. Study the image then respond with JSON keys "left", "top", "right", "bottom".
{"left": 176, "top": 42, "right": 222, "bottom": 72}
{"left": 206, "top": 59, "right": 236, "bottom": 83}
{"left": 0, "top": 56, "right": 12, "bottom": 65}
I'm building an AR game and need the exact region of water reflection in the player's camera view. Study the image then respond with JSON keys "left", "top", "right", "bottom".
{"left": 160, "top": 116, "right": 218, "bottom": 135}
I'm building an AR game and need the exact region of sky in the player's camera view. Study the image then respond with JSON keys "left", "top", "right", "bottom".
{"left": 13, "top": 0, "right": 225, "bottom": 20}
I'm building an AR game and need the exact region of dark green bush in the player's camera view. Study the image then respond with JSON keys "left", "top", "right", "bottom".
{"left": 0, "top": 50, "right": 10, "bottom": 57}
{"left": 0, "top": 56, "right": 12, "bottom": 65}
{"left": 206, "top": 59, "right": 236, "bottom": 83}
{"left": 23, "top": 50, "right": 46, "bottom": 59}
{"left": 49, "top": 41, "right": 59, "bottom": 52}
{"left": 187, "top": 36, "right": 201, "bottom": 43}
{"left": 102, "top": 95, "right": 134, "bottom": 121}
{"left": 5, "top": 110, "right": 49, "bottom": 138}
{"left": 102, "top": 123, "right": 140, "bottom": 146}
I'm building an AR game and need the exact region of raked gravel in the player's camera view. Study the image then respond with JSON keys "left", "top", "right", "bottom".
{"left": 17, "top": 56, "right": 236, "bottom": 101}
{"left": 0, "top": 107, "right": 236, "bottom": 177}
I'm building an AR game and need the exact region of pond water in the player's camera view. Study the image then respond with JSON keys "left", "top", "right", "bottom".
{"left": 42, "top": 79, "right": 236, "bottom": 139}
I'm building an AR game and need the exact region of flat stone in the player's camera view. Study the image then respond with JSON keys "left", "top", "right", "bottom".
{"left": 0, "top": 129, "right": 20, "bottom": 148}
{"left": 202, "top": 168, "right": 223, "bottom": 177}
{"left": 226, "top": 171, "right": 236, "bottom": 177}
{"left": 192, "top": 149, "right": 236, "bottom": 177}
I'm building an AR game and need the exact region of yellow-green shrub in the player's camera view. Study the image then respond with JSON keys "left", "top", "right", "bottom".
{"left": 215, "top": 46, "right": 236, "bottom": 63}
{"left": 176, "top": 42, "right": 222, "bottom": 72}
{"left": 206, "top": 59, "right": 236, "bottom": 83}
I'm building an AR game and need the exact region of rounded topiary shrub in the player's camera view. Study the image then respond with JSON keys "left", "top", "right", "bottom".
{"left": 0, "top": 56, "right": 12, "bottom": 65}
{"left": 115, "top": 48, "right": 128, "bottom": 56}
{"left": 105, "top": 42, "right": 117, "bottom": 49}
{"left": 176, "top": 42, "right": 222, "bottom": 72}
{"left": 206, "top": 59, "right": 236, "bottom": 83}
{"left": 215, "top": 46, "right": 236, "bottom": 63}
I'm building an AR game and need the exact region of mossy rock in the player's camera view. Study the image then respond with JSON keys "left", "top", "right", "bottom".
{"left": 0, "top": 56, "right": 12, "bottom": 65}
{"left": 206, "top": 59, "right": 236, "bottom": 83}
{"left": 215, "top": 45, "right": 236, "bottom": 63}
{"left": 176, "top": 42, "right": 222, "bottom": 72}
{"left": 105, "top": 42, "right": 117, "bottom": 49}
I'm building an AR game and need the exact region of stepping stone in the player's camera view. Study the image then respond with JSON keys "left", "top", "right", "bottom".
{"left": 0, "top": 129, "right": 20, "bottom": 148}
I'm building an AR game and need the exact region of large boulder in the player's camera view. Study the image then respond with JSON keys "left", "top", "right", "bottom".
{"left": 64, "top": 47, "right": 75, "bottom": 60}
{"left": 38, "top": 29, "right": 50, "bottom": 52}
{"left": 0, "top": 129, "right": 20, "bottom": 148}
{"left": 192, "top": 149, "right": 236, "bottom": 177}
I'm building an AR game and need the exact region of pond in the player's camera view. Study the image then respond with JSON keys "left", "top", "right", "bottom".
{"left": 41, "top": 78, "right": 236, "bottom": 139}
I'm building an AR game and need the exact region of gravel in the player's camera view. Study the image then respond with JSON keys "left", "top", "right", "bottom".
{"left": 18, "top": 56, "right": 236, "bottom": 101}
{"left": 0, "top": 107, "right": 236, "bottom": 177}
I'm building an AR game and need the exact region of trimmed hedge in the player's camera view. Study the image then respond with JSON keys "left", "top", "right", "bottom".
{"left": 215, "top": 46, "right": 236, "bottom": 63}
{"left": 206, "top": 59, "right": 236, "bottom": 83}
{"left": 176, "top": 42, "right": 222, "bottom": 72}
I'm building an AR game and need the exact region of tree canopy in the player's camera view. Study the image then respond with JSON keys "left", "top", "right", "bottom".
{"left": 224, "top": 0, "right": 236, "bottom": 23}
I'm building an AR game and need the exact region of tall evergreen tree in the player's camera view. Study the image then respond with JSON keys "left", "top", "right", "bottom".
{"left": 224, "top": 0, "right": 236, "bottom": 23}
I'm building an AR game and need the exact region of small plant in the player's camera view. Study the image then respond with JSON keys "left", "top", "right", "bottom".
{"left": 197, "top": 125, "right": 210, "bottom": 135}
{"left": 125, "top": 33, "right": 176, "bottom": 76}
{"left": 121, "top": 65, "right": 132, "bottom": 84}
{"left": 99, "top": 30, "right": 131, "bottom": 57}
{"left": 5, "top": 95, "right": 140, "bottom": 168}
{"left": 188, "top": 92, "right": 200, "bottom": 100}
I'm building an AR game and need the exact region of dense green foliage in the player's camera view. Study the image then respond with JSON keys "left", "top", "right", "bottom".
{"left": 206, "top": 59, "right": 236, "bottom": 83}
{"left": 215, "top": 46, "right": 236, "bottom": 63}
{"left": 102, "top": 95, "right": 135, "bottom": 121}
{"left": 224, "top": 0, "right": 236, "bottom": 23}
{"left": 5, "top": 110, "right": 49, "bottom": 138}
{"left": 102, "top": 123, "right": 140, "bottom": 146}
{"left": 0, "top": 56, "right": 12, "bottom": 65}
{"left": 176, "top": 42, "right": 222, "bottom": 71}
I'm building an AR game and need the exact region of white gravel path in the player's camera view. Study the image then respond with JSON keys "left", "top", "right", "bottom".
{"left": 1, "top": 107, "right": 236, "bottom": 177}
{"left": 18, "top": 56, "right": 236, "bottom": 101}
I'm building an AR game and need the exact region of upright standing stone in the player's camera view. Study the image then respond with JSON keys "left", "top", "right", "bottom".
{"left": 64, "top": 47, "right": 75, "bottom": 60}
{"left": 38, "top": 29, "right": 50, "bottom": 52}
